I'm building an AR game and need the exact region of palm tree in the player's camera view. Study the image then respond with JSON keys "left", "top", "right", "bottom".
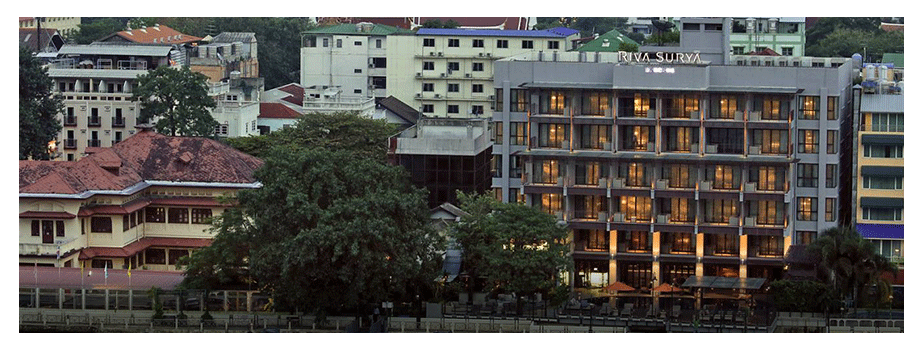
{"left": 808, "top": 226, "right": 898, "bottom": 312}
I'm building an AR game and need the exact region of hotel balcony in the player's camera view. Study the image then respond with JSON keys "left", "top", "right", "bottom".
{"left": 610, "top": 212, "right": 652, "bottom": 224}
{"left": 63, "top": 116, "right": 76, "bottom": 126}
{"left": 573, "top": 240, "right": 609, "bottom": 253}
{"left": 748, "top": 111, "right": 788, "bottom": 122}
{"left": 664, "top": 143, "right": 699, "bottom": 153}
{"left": 575, "top": 108, "right": 613, "bottom": 119}
{"left": 87, "top": 139, "right": 101, "bottom": 147}
{"left": 112, "top": 116, "right": 125, "bottom": 128}
{"left": 532, "top": 137, "right": 570, "bottom": 150}
{"left": 522, "top": 172, "right": 563, "bottom": 187}
{"left": 569, "top": 176, "right": 609, "bottom": 189}
{"left": 708, "top": 110, "right": 744, "bottom": 121}
{"left": 617, "top": 108, "right": 655, "bottom": 119}
{"left": 743, "top": 215, "right": 786, "bottom": 228}
{"left": 663, "top": 108, "right": 699, "bottom": 120}
{"left": 655, "top": 213, "right": 696, "bottom": 226}
{"left": 87, "top": 116, "right": 101, "bottom": 127}
{"left": 571, "top": 210, "right": 609, "bottom": 222}
{"left": 63, "top": 139, "right": 77, "bottom": 150}
{"left": 611, "top": 177, "right": 652, "bottom": 190}
{"left": 699, "top": 180, "right": 741, "bottom": 192}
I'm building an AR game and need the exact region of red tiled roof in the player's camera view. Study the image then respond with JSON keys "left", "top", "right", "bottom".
{"left": 77, "top": 198, "right": 152, "bottom": 217}
{"left": 259, "top": 102, "right": 302, "bottom": 119}
{"left": 113, "top": 25, "right": 202, "bottom": 44}
{"left": 277, "top": 83, "right": 304, "bottom": 106}
{"left": 19, "top": 28, "right": 62, "bottom": 51}
{"left": 19, "top": 211, "right": 76, "bottom": 219}
{"left": 20, "top": 129, "right": 264, "bottom": 196}
{"left": 746, "top": 48, "right": 781, "bottom": 56}
{"left": 880, "top": 23, "right": 904, "bottom": 32}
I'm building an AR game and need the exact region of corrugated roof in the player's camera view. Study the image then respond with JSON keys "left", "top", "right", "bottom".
{"left": 881, "top": 53, "right": 904, "bottom": 68}
{"left": 58, "top": 44, "right": 173, "bottom": 57}
{"left": 861, "top": 94, "right": 904, "bottom": 113}
{"left": 416, "top": 28, "right": 573, "bottom": 38}
{"left": 47, "top": 68, "right": 148, "bottom": 80}
{"left": 376, "top": 96, "right": 422, "bottom": 124}
{"left": 305, "top": 23, "right": 412, "bottom": 36}
{"left": 576, "top": 29, "right": 640, "bottom": 52}
{"left": 259, "top": 102, "right": 302, "bottom": 119}
{"left": 212, "top": 32, "right": 257, "bottom": 43}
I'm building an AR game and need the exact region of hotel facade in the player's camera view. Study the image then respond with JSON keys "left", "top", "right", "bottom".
{"left": 490, "top": 41, "right": 856, "bottom": 295}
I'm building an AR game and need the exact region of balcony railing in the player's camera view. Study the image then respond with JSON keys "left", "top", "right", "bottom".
{"left": 703, "top": 216, "right": 740, "bottom": 226}
{"left": 63, "top": 139, "right": 77, "bottom": 149}
{"left": 665, "top": 143, "right": 698, "bottom": 153}
{"left": 709, "top": 111, "right": 744, "bottom": 121}
{"left": 664, "top": 108, "right": 698, "bottom": 119}
{"left": 744, "top": 216, "right": 786, "bottom": 227}
{"left": 572, "top": 210, "right": 608, "bottom": 221}
{"left": 611, "top": 212, "right": 652, "bottom": 223}
{"left": 574, "top": 177, "right": 608, "bottom": 188}
{"left": 112, "top": 117, "right": 125, "bottom": 127}
{"left": 744, "top": 181, "right": 789, "bottom": 193}
{"left": 64, "top": 116, "right": 76, "bottom": 126}
{"left": 748, "top": 248, "right": 784, "bottom": 258}
{"left": 87, "top": 139, "right": 101, "bottom": 147}
{"left": 657, "top": 214, "right": 695, "bottom": 224}
{"left": 87, "top": 116, "right": 101, "bottom": 127}
{"left": 574, "top": 240, "right": 609, "bottom": 252}
{"left": 617, "top": 108, "right": 655, "bottom": 119}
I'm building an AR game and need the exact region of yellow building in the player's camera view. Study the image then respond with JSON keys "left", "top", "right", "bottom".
{"left": 19, "top": 126, "right": 263, "bottom": 271}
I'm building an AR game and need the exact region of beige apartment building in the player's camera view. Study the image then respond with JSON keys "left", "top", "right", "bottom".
{"left": 386, "top": 27, "right": 579, "bottom": 119}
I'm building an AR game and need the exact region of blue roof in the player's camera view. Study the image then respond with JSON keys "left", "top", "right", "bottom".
{"left": 856, "top": 223, "right": 904, "bottom": 239}
{"left": 416, "top": 27, "right": 575, "bottom": 38}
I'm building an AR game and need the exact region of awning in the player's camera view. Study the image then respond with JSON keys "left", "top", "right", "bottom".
{"left": 78, "top": 237, "right": 213, "bottom": 259}
{"left": 862, "top": 134, "right": 903, "bottom": 145}
{"left": 681, "top": 276, "right": 766, "bottom": 290}
{"left": 19, "top": 211, "right": 76, "bottom": 219}
{"left": 856, "top": 223, "right": 904, "bottom": 239}
{"left": 860, "top": 197, "right": 903, "bottom": 208}
{"left": 861, "top": 166, "right": 903, "bottom": 177}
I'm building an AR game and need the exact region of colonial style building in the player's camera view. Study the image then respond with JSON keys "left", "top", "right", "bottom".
{"left": 19, "top": 126, "right": 263, "bottom": 271}
{"left": 490, "top": 18, "right": 856, "bottom": 297}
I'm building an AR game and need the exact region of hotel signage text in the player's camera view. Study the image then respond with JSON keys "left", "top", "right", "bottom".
{"left": 618, "top": 51, "right": 703, "bottom": 64}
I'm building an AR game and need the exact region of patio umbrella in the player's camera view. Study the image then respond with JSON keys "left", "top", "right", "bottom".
{"left": 602, "top": 281, "right": 635, "bottom": 293}
{"left": 653, "top": 283, "right": 684, "bottom": 293}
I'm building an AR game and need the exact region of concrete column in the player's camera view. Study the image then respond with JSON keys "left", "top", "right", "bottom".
{"left": 129, "top": 290, "right": 133, "bottom": 311}
{"left": 105, "top": 289, "right": 109, "bottom": 311}
{"left": 34, "top": 288, "right": 40, "bottom": 309}
{"left": 81, "top": 289, "right": 86, "bottom": 310}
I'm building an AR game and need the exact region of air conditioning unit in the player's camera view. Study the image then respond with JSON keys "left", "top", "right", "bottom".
{"left": 486, "top": 53, "right": 492, "bottom": 57}
{"left": 440, "top": 73, "right": 445, "bottom": 77}
{"left": 438, "top": 52, "right": 443, "bottom": 57}
{"left": 489, "top": 95, "right": 495, "bottom": 100}
{"left": 415, "top": 93, "right": 421, "bottom": 98}
{"left": 435, "top": 94, "right": 441, "bottom": 98}
{"left": 429, "top": 52, "right": 435, "bottom": 56}
{"left": 416, "top": 72, "right": 422, "bottom": 77}
{"left": 465, "top": 73, "right": 471, "bottom": 78}
{"left": 369, "top": 63, "right": 374, "bottom": 68}
{"left": 478, "top": 52, "right": 484, "bottom": 57}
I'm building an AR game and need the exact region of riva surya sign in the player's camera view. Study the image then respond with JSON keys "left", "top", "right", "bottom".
{"left": 618, "top": 51, "right": 703, "bottom": 64}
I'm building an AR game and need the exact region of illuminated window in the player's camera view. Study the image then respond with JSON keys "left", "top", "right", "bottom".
{"left": 668, "top": 233, "right": 695, "bottom": 254}
{"left": 826, "top": 130, "right": 838, "bottom": 154}
{"left": 620, "top": 125, "right": 653, "bottom": 151}
{"left": 664, "top": 94, "right": 698, "bottom": 118}
{"left": 618, "top": 93, "right": 655, "bottom": 118}
{"left": 538, "top": 123, "right": 568, "bottom": 148}
{"left": 618, "top": 196, "right": 652, "bottom": 221}
{"left": 580, "top": 91, "right": 609, "bottom": 116}
{"left": 509, "top": 122, "right": 526, "bottom": 145}
{"left": 750, "top": 200, "right": 784, "bottom": 225}
{"left": 709, "top": 94, "right": 741, "bottom": 119}
{"left": 826, "top": 198, "right": 837, "bottom": 222}
{"left": 751, "top": 129, "right": 788, "bottom": 154}
{"left": 705, "top": 199, "right": 737, "bottom": 223}
{"left": 797, "top": 197, "right": 817, "bottom": 221}
{"left": 799, "top": 96, "right": 819, "bottom": 120}
{"left": 577, "top": 124, "right": 610, "bottom": 150}
{"left": 798, "top": 129, "right": 818, "bottom": 153}
{"left": 826, "top": 164, "right": 838, "bottom": 188}
{"left": 749, "top": 166, "right": 787, "bottom": 191}
{"left": 664, "top": 164, "right": 697, "bottom": 188}
{"left": 534, "top": 159, "right": 559, "bottom": 184}
{"left": 540, "top": 91, "right": 567, "bottom": 114}
{"left": 537, "top": 193, "right": 562, "bottom": 215}
{"left": 619, "top": 162, "right": 651, "bottom": 187}
{"left": 827, "top": 97, "right": 838, "bottom": 120}
{"left": 668, "top": 198, "right": 695, "bottom": 223}
{"left": 575, "top": 161, "right": 604, "bottom": 186}
{"left": 707, "top": 165, "right": 739, "bottom": 189}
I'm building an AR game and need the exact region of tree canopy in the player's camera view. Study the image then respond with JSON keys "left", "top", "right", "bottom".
{"left": 421, "top": 19, "right": 460, "bottom": 29}
{"left": 133, "top": 66, "right": 217, "bottom": 137}
{"left": 20, "top": 47, "right": 63, "bottom": 160}
{"left": 225, "top": 111, "right": 395, "bottom": 161}
{"left": 450, "top": 192, "right": 571, "bottom": 297}
{"left": 807, "top": 226, "right": 898, "bottom": 309}
{"left": 72, "top": 18, "right": 126, "bottom": 44}
{"left": 182, "top": 147, "right": 443, "bottom": 315}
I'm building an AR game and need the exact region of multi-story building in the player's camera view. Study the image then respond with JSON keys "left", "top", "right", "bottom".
{"left": 19, "top": 126, "right": 263, "bottom": 270}
{"left": 490, "top": 18, "right": 856, "bottom": 298}
{"left": 190, "top": 32, "right": 260, "bottom": 82}
{"left": 209, "top": 73, "right": 264, "bottom": 138}
{"left": 726, "top": 17, "right": 806, "bottom": 56}
{"left": 388, "top": 117, "right": 492, "bottom": 208}
{"left": 853, "top": 64, "right": 904, "bottom": 273}
{"left": 387, "top": 27, "right": 579, "bottom": 119}
{"left": 300, "top": 23, "right": 411, "bottom": 102}
{"left": 19, "top": 17, "right": 81, "bottom": 39}
{"left": 48, "top": 44, "right": 176, "bottom": 161}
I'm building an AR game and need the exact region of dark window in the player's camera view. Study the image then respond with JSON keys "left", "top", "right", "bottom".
{"left": 191, "top": 209, "right": 213, "bottom": 224}
{"left": 123, "top": 215, "right": 130, "bottom": 231}
{"left": 472, "top": 62, "right": 484, "bottom": 71}
{"left": 448, "top": 38, "right": 459, "bottom": 47}
{"left": 683, "top": 23, "right": 700, "bottom": 31}
{"left": 797, "top": 164, "right": 818, "bottom": 187}
{"left": 448, "top": 84, "right": 459, "bottom": 93}
{"left": 145, "top": 248, "right": 166, "bottom": 265}
{"left": 548, "top": 41, "right": 560, "bottom": 50}
{"left": 497, "top": 39, "right": 508, "bottom": 48}
{"left": 448, "top": 62, "right": 460, "bottom": 71}
{"left": 31, "top": 220, "right": 40, "bottom": 236}
{"left": 422, "top": 104, "right": 434, "bottom": 113}
{"left": 423, "top": 83, "right": 434, "bottom": 92}
{"left": 510, "top": 89, "right": 528, "bottom": 112}
{"left": 90, "top": 217, "right": 112, "bottom": 233}
{"left": 145, "top": 207, "right": 165, "bottom": 223}
{"left": 510, "top": 122, "right": 526, "bottom": 145}
{"left": 56, "top": 221, "right": 64, "bottom": 237}
{"left": 706, "top": 128, "right": 744, "bottom": 154}
{"left": 168, "top": 208, "right": 189, "bottom": 224}
{"left": 168, "top": 249, "right": 190, "bottom": 265}
{"left": 448, "top": 105, "right": 459, "bottom": 114}
{"left": 91, "top": 259, "right": 113, "bottom": 268}
{"left": 704, "top": 23, "right": 722, "bottom": 31}
{"left": 826, "top": 164, "right": 838, "bottom": 188}
{"left": 472, "top": 84, "right": 483, "bottom": 93}
{"left": 522, "top": 40, "right": 533, "bottom": 49}
{"left": 472, "top": 105, "right": 484, "bottom": 115}
{"left": 423, "top": 38, "right": 435, "bottom": 47}
{"left": 423, "top": 61, "right": 434, "bottom": 70}
{"left": 472, "top": 39, "right": 484, "bottom": 48}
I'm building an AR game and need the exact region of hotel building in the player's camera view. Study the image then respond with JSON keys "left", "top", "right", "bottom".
{"left": 727, "top": 17, "right": 806, "bottom": 56}
{"left": 490, "top": 18, "right": 856, "bottom": 295}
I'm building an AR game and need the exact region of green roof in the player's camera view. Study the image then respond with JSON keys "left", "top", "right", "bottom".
{"left": 576, "top": 29, "right": 640, "bottom": 52}
{"left": 304, "top": 23, "right": 413, "bottom": 36}
{"left": 881, "top": 53, "right": 903, "bottom": 68}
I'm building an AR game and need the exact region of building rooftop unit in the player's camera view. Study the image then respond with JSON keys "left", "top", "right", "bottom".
{"left": 391, "top": 117, "right": 490, "bottom": 156}
{"left": 575, "top": 29, "right": 640, "bottom": 52}
{"left": 304, "top": 22, "right": 413, "bottom": 36}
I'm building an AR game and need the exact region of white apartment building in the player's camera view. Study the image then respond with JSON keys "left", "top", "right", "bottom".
{"left": 301, "top": 23, "right": 407, "bottom": 102}
{"left": 49, "top": 44, "right": 174, "bottom": 161}
{"left": 726, "top": 17, "right": 806, "bottom": 56}
{"left": 386, "top": 27, "right": 579, "bottom": 119}
{"left": 209, "top": 73, "right": 264, "bottom": 138}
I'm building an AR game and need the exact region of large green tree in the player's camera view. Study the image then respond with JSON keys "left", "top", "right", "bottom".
{"left": 182, "top": 147, "right": 443, "bottom": 317}
{"left": 450, "top": 192, "right": 571, "bottom": 298}
{"left": 225, "top": 111, "right": 395, "bottom": 161}
{"left": 133, "top": 66, "right": 217, "bottom": 137}
{"left": 807, "top": 226, "right": 899, "bottom": 309}
{"left": 73, "top": 18, "right": 125, "bottom": 44}
{"left": 807, "top": 28, "right": 903, "bottom": 63}
{"left": 19, "top": 47, "right": 63, "bottom": 160}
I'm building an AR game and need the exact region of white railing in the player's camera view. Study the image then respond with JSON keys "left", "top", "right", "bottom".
{"left": 19, "top": 237, "right": 82, "bottom": 257}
